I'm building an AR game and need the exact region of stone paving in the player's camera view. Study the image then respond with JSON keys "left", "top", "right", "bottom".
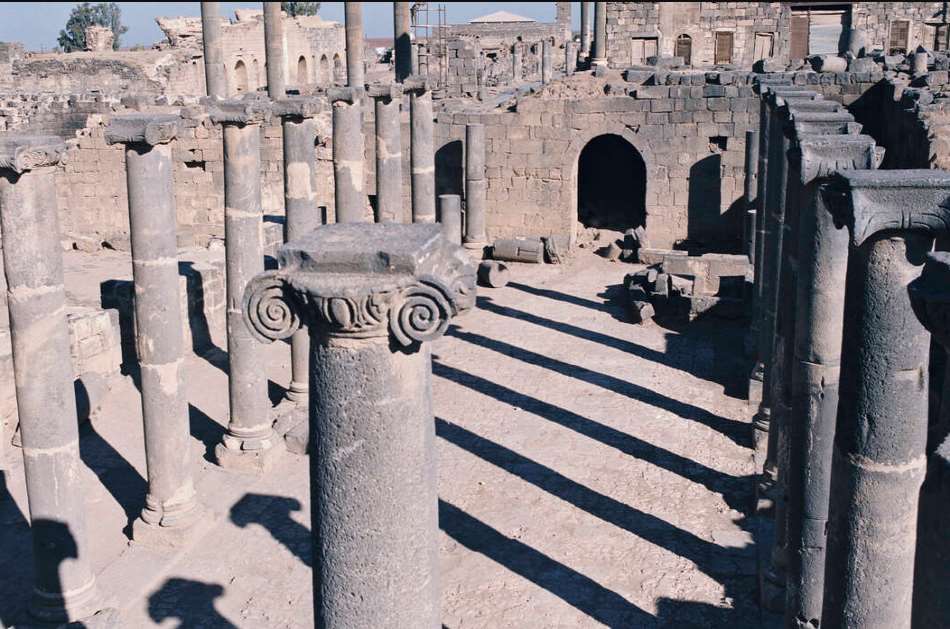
{"left": 1, "top": 250, "right": 761, "bottom": 628}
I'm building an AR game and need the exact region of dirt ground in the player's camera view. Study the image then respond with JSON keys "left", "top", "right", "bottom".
{"left": 0, "top": 249, "right": 768, "bottom": 628}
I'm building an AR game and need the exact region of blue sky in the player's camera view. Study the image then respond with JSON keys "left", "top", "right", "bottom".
{"left": 0, "top": 2, "right": 583, "bottom": 52}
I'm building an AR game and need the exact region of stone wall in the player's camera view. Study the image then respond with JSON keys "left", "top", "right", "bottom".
{"left": 435, "top": 69, "right": 881, "bottom": 250}
{"left": 603, "top": 2, "right": 946, "bottom": 70}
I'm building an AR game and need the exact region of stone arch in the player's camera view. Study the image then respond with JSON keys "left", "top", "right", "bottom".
{"left": 563, "top": 128, "right": 655, "bottom": 241}
{"left": 234, "top": 59, "right": 248, "bottom": 93}
{"left": 320, "top": 54, "right": 330, "bottom": 84}
{"left": 297, "top": 55, "right": 308, "bottom": 85}
{"left": 675, "top": 34, "right": 692, "bottom": 65}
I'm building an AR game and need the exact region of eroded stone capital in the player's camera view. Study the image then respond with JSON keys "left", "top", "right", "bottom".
{"left": 366, "top": 82, "right": 403, "bottom": 101}
{"left": 273, "top": 96, "right": 326, "bottom": 120}
{"left": 792, "top": 135, "right": 878, "bottom": 184}
{"left": 0, "top": 135, "right": 66, "bottom": 173}
{"left": 105, "top": 114, "right": 180, "bottom": 146}
{"left": 204, "top": 94, "right": 272, "bottom": 125}
{"left": 244, "top": 224, "right": 476, "bottom": 347}
{"left": 327, "top": 86, "right": 364, "bottom": 105}
{"left": 821, "top": 170, "right": 950, "bottom": 246}
{"left": 403, "top": 75, "right": 432, "bottom": 94}
{"left": 909, "top": 251, "right": 950, "bottom": 348}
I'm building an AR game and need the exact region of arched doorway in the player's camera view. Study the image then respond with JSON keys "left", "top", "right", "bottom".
{"left": 577, "top": 134, "right": 646, "bottom": 231}
{"left": 234, "top": 59, "right": 248, "bottom": 92}
{"left": 320, "top": 54, "right": 330, "bottom": 84}
{"left": 297, "top": 55, "right": 308, "bottom": 85}
{"left": 675, "top": 34, "right": 692, "bottom": 65}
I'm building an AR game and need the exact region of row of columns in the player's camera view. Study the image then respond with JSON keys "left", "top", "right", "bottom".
{"left": 749, "top": 77, "right": 950, "bottom": 628}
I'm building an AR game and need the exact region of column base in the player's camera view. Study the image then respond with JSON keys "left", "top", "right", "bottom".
{"left": 214, "top": 432, "right": 283, "bottom": 473}
{"left": 29, "top": 577, "right": 103, "bottom": 625}
{"left": 463, "top": 241, "right": 488, "bottom": 259}
{"left": 285, "top": 381, "right": 308, "bottom": 404}
{"left": 132, "top": 502, "right": 207, "bottom": 550}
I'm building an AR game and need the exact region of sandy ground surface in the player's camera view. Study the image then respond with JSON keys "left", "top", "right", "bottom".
{"left": 0, "top": 250, "right": 766, "bottom": 628}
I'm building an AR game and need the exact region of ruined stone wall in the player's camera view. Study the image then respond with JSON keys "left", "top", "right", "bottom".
{"left": 435, "top": 70, "right": 881, "bottom": 250}
{"left": 604, "top": 2, "right": 945, "bottom": 70}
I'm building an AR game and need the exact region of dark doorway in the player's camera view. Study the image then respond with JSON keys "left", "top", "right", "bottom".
{"left": 577, "top": 134, "right": 646, "bottom": 231}
{"left": 435, "top": 140, "right": 464, "bottom": 198}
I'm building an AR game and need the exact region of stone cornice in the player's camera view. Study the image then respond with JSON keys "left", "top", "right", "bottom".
{"left": 821, "top": 170, "right": 950, "bottom": 246}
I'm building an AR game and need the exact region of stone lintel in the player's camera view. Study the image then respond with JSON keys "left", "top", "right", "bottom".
{"left": 273, "top": 96, "right": 326, "bottom": 120}
{"left": 327, "top": 86, "right": 363, "bottom": 105}
{"left": 105, "top": 114, "right": 180, "bottom": 146}
{"left": 791, "top": 135, "right": 878, "bottom": 184}
{"left": 822, "top": 170, "right": 950, "bottom": 246}
{"left": 785, "top": 100, "right": 845, "bottom": 113}
{"left": 402, "top": 75, "right": 432, "bottom": 94}
{"left": 244, "top": 224, "right": 476, "bottom": 346}
{"left": 365, "top": 82, "right": 404, "bottom": 101}
{"left": 0, "top": 135, "right": 66, "bottom": 173}
{"left": 794, "top": 120, "right": 863, "bottom": 136}
{"left": 203, "top": 95, "right": 272, "bottom": 125}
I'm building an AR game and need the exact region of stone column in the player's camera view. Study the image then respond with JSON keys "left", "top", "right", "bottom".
{"left": 407, "top": 76, "right": 436, "bottom": 224}
{"left": 208, "top": 98, "right": 279, "bottom": 471}
{"left": 344, "top": 2, "right": 365, "bottom": 88}
{"left": 512, "top": 44, "right": 523, "bottom": 83}
{"left": 411, "top": 43, "right": 419, "bottom": 76}
{"left": 438, "top": 194, "right": 462, "bottom": 245}
{"left": 393, "top": 2, "right": 412, "bottom": 83}
{"left": 330, "top": 87, "right": 367, "bottom": 224}
{"left": 743, "top": 129, "right": 759, "bottom": 264}
{"left": 782, "top": 134, "right": 878, "bottom": 629}
{"left": 464, "top": 123, "right": 488, "bottom": 253}
{"left": 368, "top": 83, "right": 404, "bottom": 223}
{"left": 592, "top": 2, "right": 607, "bottom": 67}
{"left": 820, "top": 170, "right": 950, "bottom": 629}
{"left": 243, "top": 223, "right": 475, "bottom": 627}
{"left": 263, "top": 1, "right": 286, "bottom": 98}
{"left": 200, "top": 2, "right": 226, "bottom": 97}
{"left": 276, "top": 98, "right": 323, "bottom": 404}
{"left": 541, "top": 39, "right": 552, "bottom": 84}
{"left": 104, "top": 115, "right": 203, "bottom": 546}
{"left": 580, "top": 2, "right": 592, "bottom": 59}
{"left": 0, "top": 136, "right": 101, "bottom": 622}
{"left": 565, "top": 41, "right": 576, "bottom": 76}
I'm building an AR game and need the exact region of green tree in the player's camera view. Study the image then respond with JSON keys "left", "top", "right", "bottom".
{"left": 282, "top": 2, "right": 321, "bottom": 17}
{"left": 57, "top": 2, "right": 128, "bottom": 52}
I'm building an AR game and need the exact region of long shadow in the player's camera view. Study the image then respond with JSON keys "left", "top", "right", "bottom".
{"left": 446, "top": 328, "right": 749, "bottom": 446}
{"left": 0, "top": 470, "right": 31, "bottom": 626}
{"left": 507, "top": 281, "right": 617, "bottom": 315}
{"left": 148, "top": 577, "right": 237, "bottom": 628}
{"left": 436, "top": 418, "right": 747, "bottom": 581}
{"left": 179, "top": 261, "right": 228, "bottom": 375}
{"left": 433, "top": 362, "right": 748, "bottom": 508}
{"left": 439, "top": 499, "right": 654, "bottom": 627}
{"left": 230, "top": 493, "right": 311, "bottom": 568}
{"left": 189, "top": 403, "right": 227, "bottom": 464}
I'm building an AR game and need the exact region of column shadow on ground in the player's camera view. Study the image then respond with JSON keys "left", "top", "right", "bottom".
{"left": 433, "top": 361, "right": 749, "bottom": 510}
{"left": 229, "top": 492, "right": 312, "bottom": 568}
{"left": 507, "top": 281, "right": 618, "bottom": 315}
{"left": 445, "top": 327, "right": 749, "bottom": 447}
{"left": 0, "top": 469, "right": 32, "bottom": 625}
{"left": 439, "top": 498, "right": 654, "bottom": 627}
{"left": 148, "top": 577, "right": 237, "bottom": 628}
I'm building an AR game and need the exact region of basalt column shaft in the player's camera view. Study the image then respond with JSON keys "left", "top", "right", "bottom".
{"left": 580, "top": 2, "right": 591, "bottom": 58}
{"left": 464, "top": 123, "right": 488, "bottom": 253}
{"left": 783, "top": 135, "right": 877, "bottom": 629}
{"left": 0, "top": 136, "right": 101, "bottom": 622}
{"left": 592, "top": 2, "right": 607, "bottom": 67}
{"left": 408, "top": 78, "right": 436, "bottom": 223}
{"left": 541, "top": 40, "right": 552, "bottom": 84}
{"left": 330, "top": 88, "right": 367, "bottom": 223}
{"left": 243, "top": 223, "right": 476, "bottom": 628}
{"left": 512, "top": 45, "right": 523, "bottom": 83}
{"left": 210, "top": 100, "right": 278, "bottom": 472}
{"left": 277, "top": 98, "right": 323, "bottom": 404}
{"left": 369, "top": 84, "right": 404, "bottom": 223}
{"left": 344, "top": 2, "right": 365, "bottom": 88}
{"left": 393, "top": 2, "right": 412, "bottom": 83}
{"left": 200, "top": 2, "right": 226, "bottom": 97}
{"left": 565, "top": 41, "right": 576, "bottom": 76}
{"left": 743, "top": 129, "right": 759, "bottom": 264}
{"left": 820, "top": 170, "right": 950, "bottom": 629}
{"left": 438, "top": 194, "right": 462, "bottom": 245}
{"left": 263, "top": 1, "right": 286, "bottom": 98}
{"left": 105, "top": 115, "right": 202, "bottom": 547}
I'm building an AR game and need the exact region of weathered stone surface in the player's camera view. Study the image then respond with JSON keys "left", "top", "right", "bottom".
{"left": 477, "top": 260, "right": 510, "bottom": 288}
{"left": 492, "top": 237, "right": 544, "bottom": 264}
